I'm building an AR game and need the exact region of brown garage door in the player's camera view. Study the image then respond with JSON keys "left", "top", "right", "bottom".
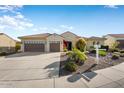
{"left": 24, "top": 44, "right": 45, "bottom": 52}
{"left": 50, "top": 42, "right": 60, "bottom": 52}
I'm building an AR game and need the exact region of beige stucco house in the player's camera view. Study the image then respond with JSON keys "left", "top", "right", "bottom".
{"left": 104, "top": 34, "right": 124, "bottom": 49}
{"left": 18, "top": 31, "right": 107, "bottom": 52}
{"left": 0, "top": 33, "right": 16, "bottom": 53}
{"left": 18, "top": 31, "right": 85, "bottom": 52}
{"left": 86, "top": 36, "right": 106, "bottom": 50}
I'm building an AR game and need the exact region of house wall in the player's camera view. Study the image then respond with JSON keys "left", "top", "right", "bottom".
{"left": 61, "top": 32, "right": 79, "bottom": 48}
{"left": 86, "top": 39, "right": 105, "bottom": 50}
{"left": 0, "top": 34, "right": 16, "bottom": 53}
{"left": 104, "top": 35, "right": 116, "bottom": 48}
{"left": 47, "top": 34, "right": 64, "bottom": 52}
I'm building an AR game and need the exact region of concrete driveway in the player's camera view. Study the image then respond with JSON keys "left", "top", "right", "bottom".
{"left": 0, "top": 52, "right": 60, "bottom": 88}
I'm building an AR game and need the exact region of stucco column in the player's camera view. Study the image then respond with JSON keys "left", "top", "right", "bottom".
{"left": 21, "top": 41, "right": 24, "bottom": 52}
{"left": 46, "top": 41, "right": 49, "bottom": 52}
{"left": 60, "top": 41, "right": 63, "bottom": 52}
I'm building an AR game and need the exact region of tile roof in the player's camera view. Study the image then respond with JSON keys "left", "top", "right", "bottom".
{"left": 88, "top": 36, "right": 106, "bottom": 40}
{"left": 18, "top": 33, "right": 51, "bottom": 39}
{"left": 108, "top": 34, "right": 124, "bottom": 38}
{"left": 0, "top": 33, "right": 17, "bottom": 42}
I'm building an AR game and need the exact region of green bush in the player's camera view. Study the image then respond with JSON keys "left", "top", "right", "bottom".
{"left": 111, "top": 54, "right": 119, "bottom": 60}
{"left": 120, "top": 50, "right": 124, "bottom": 53}
{"left": 15, "top": 43, "right": 21, "bottom": 52}
{"left": 63, "top": 48, "right": 68, "bottom": 52}
{"left": 120, "top": 53, "right": 124, "bottom": 57}
{"left": 75, "top": 39, "right": 86, "bottom": 52}
{"left": 109, "top": 48, "right": 120, "bottom": 53}
{"left": 90, "top": 49, "right": 96, "bottom": 54}
{"left": 67, "top": 48, "right": 87, "bottom": 63}
{"left": 99, "top": 50, "right": 107, "bottom": 56}
{"left": 64, "top": 62, "right": 78, "bottom": 72}
{"left": 0, "top": 52, "right": 7, "bottom": 56}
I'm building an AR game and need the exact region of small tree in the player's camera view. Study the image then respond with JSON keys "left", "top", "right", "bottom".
{"left": 112, "top": 41, "right": 120, "bottom": 49}
{"left": 76, "top": 38, "right": 87, "bottom": 52}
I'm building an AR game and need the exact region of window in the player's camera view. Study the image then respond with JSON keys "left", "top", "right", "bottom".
{"left": 93, "top": 41, "right": 95, "bottom": 45}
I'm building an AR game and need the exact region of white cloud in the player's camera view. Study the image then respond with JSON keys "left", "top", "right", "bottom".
{"left": 104, "top": 5, "right": 118, "bottom": 9}
{"left": 52, "top": 28, "right": 60, "bottom": 32}
{"left": 15, "top": 12, "right": 24, "bottom": 19}
{"left": 32, "top": 27, "right": 48, "bottom": 31}
{"left": 39, "top": 27, "right": 48, "bottom": 30}
{"left": 0, "top": 5, "right": 23, "bottom": 13}
{"left": 60, "top": 25, "right": 74, "bottom": 30}
{"left": 0, "top": 14, "right": 34, "bottom": 31}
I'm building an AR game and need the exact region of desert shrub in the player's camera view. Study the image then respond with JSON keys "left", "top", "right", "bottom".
{"left": 75, "top": 39, "right": 86, "bottom": 52}
{"left": 90, "top": 50, "right": 96, "bottom": 54}
{"left": 66, "top": 48, "right": 87, "bottom": 63}
{"left": 84, "top": 51, "right": 89, "bottom": 54}
{"left": 111, "top": 54, "right": 119, "bottom": 60}
{"left": 15, "top": 43, "right": 21, "bottom": 52}
{"left": 112, "top": 41, "right": 120, "bottom": 49}
{"left": 0, "top": 52, "right": 7, "bottom": 56}
{"left": 90, "top": 46, "right": 95, "bottom": 49}
{"left": 120, "top": 50, "right": 124, "bottom": 53}
{"left": 63, "top": 48, "right": 68, "bottom": 52}
{"left": 114, "top": 52, "right": 120, "bottom": 55}
{"left": 64, "top": 62, "right": 78, "bottom": 72}
{"left": 99, "top": 50, "right": 107, "bottom": 56}
{"left": 66, "top": 51, "right": 74, "bottom": 60}
{"left": 109, "top": 48, "right": 120, "bottom": 53}
{"left": 120, "top": 53, "right": 124, "bottom": 57}
{"left": 100, "top": 45, "right": 109, "bottom": 51}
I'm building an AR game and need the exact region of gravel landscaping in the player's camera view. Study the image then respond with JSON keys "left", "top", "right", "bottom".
{"left": 59, "top": 52, "right": 124, "bottom": 77}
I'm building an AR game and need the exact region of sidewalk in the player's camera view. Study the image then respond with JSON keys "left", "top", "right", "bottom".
{"left": 55, "top": 62, "right": 124, "bottom": 88}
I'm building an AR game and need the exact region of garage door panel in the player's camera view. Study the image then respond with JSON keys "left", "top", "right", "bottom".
{"left": 50, "top": 43, "right": 60, "bottom": 52}
{"left": 24, "top": 44, "right": 45, "bottom": 52}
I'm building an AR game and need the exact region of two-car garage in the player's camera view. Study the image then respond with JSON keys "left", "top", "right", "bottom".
{"left": 24, "top": 41, "right": 61, "bottom": 52}
{"left": 24, "top": 43, "right": 45, "bottom": 52}
{"left": 20, "top": 33, "right": 64, "bottom": 52}
{"left": 24, "top": 41, "right": 45, "bottom": 52}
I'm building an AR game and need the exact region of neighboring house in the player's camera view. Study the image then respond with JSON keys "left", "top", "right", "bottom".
{"left": 86, "top": 36, "right": 106, "bottom": 50}
{"left": 18, "top": 31, "right": 84, "bottom": 52}
{"left": 0, "top": 33, "right": 16, "bottom": 53}
{"left": 104, "top": 34, "right": 124, "bottom": 49}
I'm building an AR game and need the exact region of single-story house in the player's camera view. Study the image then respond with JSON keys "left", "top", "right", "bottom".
{"left": 18, "top": 31, "right": 108, "bottom": 52}
{"left": 104, "top": 34, "right": 124, "bottom": 49}
{"left": 0, "top": 33, "right": 16, "bottom": 53}
{"left": 18, "top": 31, "right": 85, "bottom": 52}
{"left": 86, "top": 36, "right": 106, "bottom": 50}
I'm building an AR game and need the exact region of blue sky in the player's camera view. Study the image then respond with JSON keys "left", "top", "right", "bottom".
{"left": 0, "top": 5, "right": 124, "bottom": 40}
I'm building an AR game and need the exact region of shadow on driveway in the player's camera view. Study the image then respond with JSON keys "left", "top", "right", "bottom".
{"left": 67, "top": 74, "right": 82, "bottom": 82}
{"left": 44, "top": 61, "right": 60, "bottom": 78}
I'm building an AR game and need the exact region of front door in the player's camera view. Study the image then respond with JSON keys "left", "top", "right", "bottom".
{"left": 66, "top": 41, "right": 72, "bottom": 51}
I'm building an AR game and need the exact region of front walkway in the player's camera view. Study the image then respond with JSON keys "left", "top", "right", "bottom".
{"left": 55, "top": 62, "right": 124, "bottom": 88}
